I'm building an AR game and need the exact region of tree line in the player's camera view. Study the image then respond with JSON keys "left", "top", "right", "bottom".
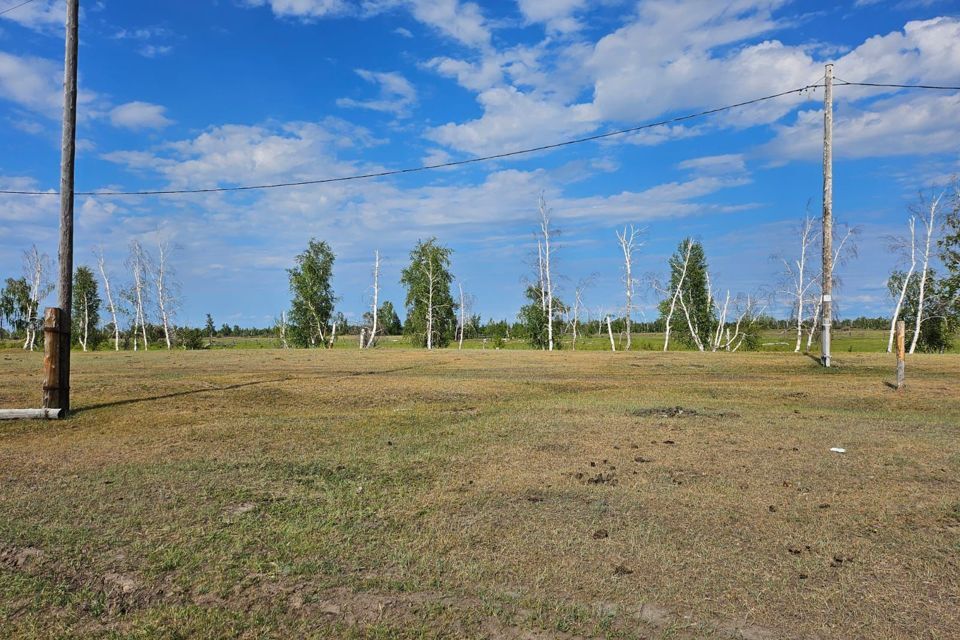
{"left": 1, "top": 240, "right": 179, "bottom": 351}
{"left": 2, "top": 184, "right": 958, "bottom": 353}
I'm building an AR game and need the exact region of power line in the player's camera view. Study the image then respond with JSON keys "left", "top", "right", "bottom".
{"left": 1, "top": 77, "right": 956, "bottom": 199}
{"left": 0, "top": 0, "right": 38, "bottom": 17}
{"left": 835, "top": 78, "right": 960, "bottom": 91}
{"left": 1, "top": 83, "right": 825, "bottom": 197}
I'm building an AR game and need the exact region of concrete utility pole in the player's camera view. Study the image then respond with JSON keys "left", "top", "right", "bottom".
{"left": 820, "top": 63, "right": 833, "bottom": 368}
{"left": 53, "top": 0, "right": 79, "bottom": 413}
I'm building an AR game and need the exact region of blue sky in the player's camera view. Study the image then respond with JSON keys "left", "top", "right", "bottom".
{"left": 1, "top": 0, "right": 959, "bottom": 328}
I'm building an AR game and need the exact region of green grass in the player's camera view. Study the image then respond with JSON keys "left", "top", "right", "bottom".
{"left": 1, "top": 348, "right": 959, "bottom": 638}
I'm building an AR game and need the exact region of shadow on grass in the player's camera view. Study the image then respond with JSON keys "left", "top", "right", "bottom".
{"left": 74, "top": 377, "right": 291, "bottom": 414}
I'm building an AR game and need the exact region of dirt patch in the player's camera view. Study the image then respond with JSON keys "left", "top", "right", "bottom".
{"left": 0, "top": 545, "right": 45, "bottom": 570}
{"left": 632, "top": 406, "right": 699, "bottom": 418}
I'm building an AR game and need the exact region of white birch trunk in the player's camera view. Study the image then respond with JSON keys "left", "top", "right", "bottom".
{"left": 792, "top": 218, "right": 815, "bottom": 352}
{"left": 425, "top": 259, "right": 434, "bottom": 350}
{"left": 887, "top": 218, "right": 916, "bottom": 352}
{"left": 606, "top": 315, "right": 616, "bottom": 352}
{"left": 616, "top": 225, "right": 641, "bottom": 351}
{"left": 571, "top": 288, "right": 583, "bottom": 351}
{"left": 153, "top": 242, "right": 173, "bottom": 350}
{"left": 367, "top": 250, "right": 380, "bottom": 348}
{"left": 663, "top": 240, "right": 693, "bottom": 352}
{"left": 910, "top": 196, "right": 940, "bottom": 354}
{"left": 538, "top": 193, "right": 554, "bottom": 351}
{"left": 96, "top": 249, "right": 121, "bottom": 351}
{"left": 80, "top": 295, "right": 89, "bottom": 351}
{"left": 129, "top": 241, "right": 149, "bottom": 350}
{"left": 458, "top": 282, "right": 465, "bottom": 350}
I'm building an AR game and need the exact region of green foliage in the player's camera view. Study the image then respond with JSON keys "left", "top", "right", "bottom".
{"left": 400, "top": 238, "right": 457, "bottom": 348}
{"left": 1, "top": 277, "right": 31, "bottom": 338}
{"left": 287, "top": 239, "right": 337, "bottom": 348}
{"left": 205, "top": 314, "right": 216, "bottom": 337}
{"left": 941, "top": 193, "right": 960, "bottom": 313}
{"left": 517, "top": 284, "right": 566, "bottom": 349}
{"left": 888, "top": 268, "right": 957, "bottom": 352}
{"left": 378, "top": 301, "right": 403, "bottom": 335}
{"left": 657, "top": 238, "right": 716, "bottom": 349}
{"left": 72, "top": 266, "right": 102, "bottom": 349}
{"left": 179, "top": 328, "right": 207, "bottom": 350}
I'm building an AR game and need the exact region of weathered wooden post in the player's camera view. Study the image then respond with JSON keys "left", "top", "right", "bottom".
{"left": 42, "top": 307, "right": 65, "bottom": 411}
{"left": 895, "top": 320, "right": 905, "bottom": 390}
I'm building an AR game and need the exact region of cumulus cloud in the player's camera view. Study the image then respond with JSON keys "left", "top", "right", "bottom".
{"left": 109, "top": 102, "right": 174, "bottom": 130}
{"left": 242, "top": 0, "right": 350, "bottom": 20}
{"left": 516, "top": 0, "right": 587, "bottom": 33}
{"left": 246, "top": 0, "right": 491, "bottom": 48}
{"left": 765, "top": 93, "right": 960, "bottom": 161}
{"left": 337, "top": 69, "right": 417, "bottom": 116}
{"left": 0, "top": 52, "right": 63, "bottom": 117}
{"left": 102, "top": 119, "right": 371, "bottom": 190}
{"left": 0, "top": 0, "right": 64, "bottom": 33}
{"left": 426, "top": 86, "right": 595, "bottom": 156}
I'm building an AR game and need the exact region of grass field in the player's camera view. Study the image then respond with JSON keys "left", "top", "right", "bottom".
{"left": 1, "top": 348, "right": 959, "bottom": 639}
{"left": 194, "top": 328, "right": 945, "bottom": 353}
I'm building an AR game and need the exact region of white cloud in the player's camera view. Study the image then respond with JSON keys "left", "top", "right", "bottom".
{"left": 677, "top": 154, "right": 747, "bottom": 175}
{"left": 426, "top": 86, "right": 595, "bottom": 156}
{"left": 765, "top": 92, "right": 960, "bottom": 160}
{"left": 103, "top": 119, "right": 371, "bottom": 190}
{"left": 0, "top": 50, "right": 101, "bottom": 121}
{"left": 404, "top": 0, "right": 490, "bottom": 49}
{"left": 336, "top": 69, "right": 416, "bottom": 116}
{"left": 112, "top": 26, "right": 176, "bottom": 57}
{"left": 0, "top": 52, "right": 63, "bottom": 117}
{"left": 516, "top": 0, "right": 587, "bottom": 33}
{"left": 109, "top": 102, "right": 174, "bottom": 130}
{"left": 247, "top": 0, "right": 491, "bottom": 49}
{"left": 0, "top": 0, "right": 64, "bottom": 33}
{"left": 242, "top": 0, "right": 350, "bottom": 20}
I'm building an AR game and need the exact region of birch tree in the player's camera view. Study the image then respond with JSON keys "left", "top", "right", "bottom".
{"left": 777, "top": 216, "right": 817, "bottom": 353}
{"left": 660, "top": 240, "right": 692, "bottom": 352}
{"left": 537, "top": 193, "right": 556, "bottom": 351}
{"left": 803, "top": 226, "right": 858, "bottom": 352}
{"left": 126, "top": 240, "right": 151, "bottom": 351}
{"left": 72, "top": 266, "right": 101, "bottom": 352}
{"left": 275, "top": 311, "right": 289, "bottom": 348}
{"left": 457, "top": 282, "right": 466, "bottom": 350}
{"left": 364, "top": 250, "right": 381, "bottom": 348}
{"left": 151, "top": 241, "right": 179, "bottom": 350}
{"left": 658, "top": 239, "right": 713, "bottom": 351}
{"left": 886, "top": 217, "right": 916, "bottom": 352}
{"left": 22, "top": 246, "right": 52, "bottom": 351}
{"left": 288, "top": 239, "right": 337, "bottom": 348}
{"left": 570, "top": 279, "right": 591, "bottom": 351}
{"left": 95, "top": 248, "right": 122, "bottom": 351}
{"left": 910, "top": 192, "right": 942, "bottom": 354}
{"left": 616, "top": 225, "right": 643, "bottom": 350}
{"left": 400, "top": 238, "right": 456, "bottom": 349}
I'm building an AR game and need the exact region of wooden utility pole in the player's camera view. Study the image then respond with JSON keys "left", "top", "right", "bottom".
{"left": 895, "top": 320, "right": 905, "bottom": 389}
{"left": 820, "top": 63, "right": 834, "bottom": 368}
{"left": 53, "top": 0, "right": 79, "bottom": 414}
{"left": 42, "top": 308, "right": 64, "bottom": 408}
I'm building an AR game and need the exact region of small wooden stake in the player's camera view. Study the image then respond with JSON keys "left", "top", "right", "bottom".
{"left": 42, "top": 307, "right": 65, "bottom": 412}
{"left": 895, "top": 320, "right": 905, "bottom": 390}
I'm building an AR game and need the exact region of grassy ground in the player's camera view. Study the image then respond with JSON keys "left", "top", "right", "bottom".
{"left": 1, "top": 348, "right": 958, "bottom": 639}
{"left": 202, "top": 328, "right": 934, "bottom": 353}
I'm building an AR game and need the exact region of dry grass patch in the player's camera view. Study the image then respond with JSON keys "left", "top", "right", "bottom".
{"left": 1, "top": 348, "right": 958, "bottom": 638}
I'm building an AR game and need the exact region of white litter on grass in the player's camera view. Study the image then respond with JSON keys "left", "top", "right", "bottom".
{"left": 830, "top": 447, "right": 846, "bottom": 454}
